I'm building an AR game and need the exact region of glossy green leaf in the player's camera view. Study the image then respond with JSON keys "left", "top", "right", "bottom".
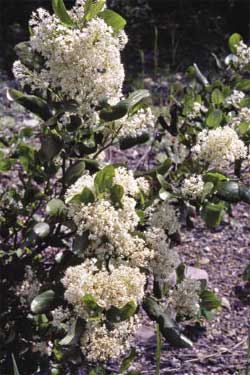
{"left": 201, "top": 201, "right": 225, "bottom": 228}
{"left": 41, "top": 133, "right": 62, "bottom": 161}
{"left": 107, "top": 301, "right": 137, "bottom": 323}
{"left": 119, "top": 133, "right": 149, "bottom": 149}
{"left": 82, "top": 294, "right": 103, "bottom": 318}
{"left": 65, "top": 161, "right": 85, "bottom": 185}
{"left": 211, "top": 89, "right": 224, "bottom": 105}
{"left": 99, "top": 100, "right": 128, "bottom": 121}
{"left": 143, "top": 297, "right": 193, "bottom": 348}
{"left": 84, "top": 0, "right": 106, "bottom": 22}
{"left": 217, "top": 181, "right": 240, "bottom": 202}
{"left": 110, "top": 184, "right": 124, "bottom": 206}
{"left": 69, "top": 187, "right": 95, "bottom": 204}
{"left": 206, "top": 109, "right": 223, "bottom": 128}
{"left": 228, "top": 33, "right": 242, "bottom": 54}
{"left": 31, "top": 290, "right": 56, "bottom": 314}
{"left": 59, "top": 317, "right": 86, "bottom": 346}
{"left": 99, "top": 9, "right": 126, "bottom": 32}
{"left": 52, "top": 0, "right": 74, "bottom": 27}
{"left": 46, "top": 198, "right": 66, "bottom": 216}
{"left": 236, "top": 79, "right": 250, "bottom": 91}
{"left": 94, "top": 165, "right": 115, "bottom": 194}
{"left": 8, "top": 89, "right": 51, "bottom": 120}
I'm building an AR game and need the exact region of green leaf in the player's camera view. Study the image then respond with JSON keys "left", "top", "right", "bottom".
{"left": 243, "top": 264, "right": 250, "bottom": 282}
{"left": 52, "top": 0, "right": 74, "bottom": 27}
{"left": 31, "top": 290, "right": 56, "bottom": 314}
{"left": 41, "top": 133, "right": 62, "bottom": 161}
{"left": 110, "top": 184, "right": 124, "bottom": 206}
{"left": 211, "top": 89, "right": 224, "bottom": 105}
{"left": 120, "top": 348, "right": 136, "bottom": 372}
{"left": 65, "top": 161, "right": 85, "bottom": 185}
{"left": 12, "top": 354, "right": 21, "bottom": 375}
{"left": 46, "top": 198, "right": 66, "bottom": 216}
{"left": 100, "top": 100, "right": 128, "bottom": 121}
{"left": 217, "top": 181, "right": 240, "bottom": 203}
{"left": 200, "top": 290, "right": 221, "bottom": 311}
{"left": 99, "top": 9, "right": 126, "bottom": 32}
{"left": 201, "top": 201, "right": 225, "bottom": 228}
{"left": 33, "top": 222, "right": 50, "bottom": 238}
{"left": 203, "top": 172, "right": 228, "bottom": 188}
{"left": 201, "top": 182, "right": 214, "bottom": 202}
{"left": 8, "top": 89, "right": 51, "bottom": 120}
{"left": 143, "top": 297, "right": 193, "bottom": 348}
{"left": 106, "top": 301, "right": 137, "bottom": 323}
{"left": 84, "top": 0, "right": 106, "bottom": 22}
{"left": 69, "top": 187, "right": 95, "bottom": 204}
{"left": 82, "top": 294, "right": 103, "bottom": 319}
{"left": 94, "top": 165, "right": 115, "bottom": 194}
{"left": 59, "top": 317, "right": 86, "bottom": 346}
{"left": 206, "top": 109, "right": 223, "bottom": 128}
{"left": 236, "top": 79, "right": 250, "bottom": 91}
{"left": 239, "top": 185, "right": 250, "bottom": 204}
{"left": 228, "top": 33, "right": 242, "bottom": 54}
{"left": 119, "top": 133, "right": 150, "bottom": 149}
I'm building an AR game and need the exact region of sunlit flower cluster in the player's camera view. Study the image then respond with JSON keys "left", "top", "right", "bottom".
{"left": 80, "top": 317, "right": 140, "bottom": 362}
{"left": 181, "top": 174, "right": 205, "bottom": 200}
{"left": 117, "top": 107, "right": 155, "bottom": 138}
{"left": 62, "top": 259, "right": 145, "bottom": 315}
{"left": 187, "top": 101, "right": 208, "bottom": 120}
{"left": 235, "top": 41, "right": 250, "bottom": 69}
{"left": 66, "top": 169, "right": 153, "bottom": 266}
{"left": 225, "top": 90, "right": 245, "bottom": 109}
{"left": 192, "top": 126, "right": 247, "bottom": 168}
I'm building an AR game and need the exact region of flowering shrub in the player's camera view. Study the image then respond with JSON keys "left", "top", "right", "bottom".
{"left": 0, "top": 1, "right": 220, "bottom": 374}
{"left": 152, "top": 33, "right": 250, "bottom": 230}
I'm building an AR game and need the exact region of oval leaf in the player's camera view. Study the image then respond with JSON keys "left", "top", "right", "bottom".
{"left": 31, "top": 290, "right": 56, "bottom": 314}
{"left": 33, "top": 222, "right": 50, "bottom": 238}
{"left": 46, "top": 198, "right": 66, "bottom": 216}
{"left": 99, "top": 9, "right": 127, "bottom": 32}
{"left": 228, "top": 33, "right": 242, "bottom": 54}
{"left": 52, "top": 0, "right": 74, "bottom": 27}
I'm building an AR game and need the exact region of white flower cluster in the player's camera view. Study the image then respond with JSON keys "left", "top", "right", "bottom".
{"left": 235, "top": 41, "right": 250, "bottom": 69}
{"left": 63, "top": 167, "right": 151, "bottom": 361}
{"left": 187, "top": 101, "right": 208, "bottom": 120}
{"left": 225, "top": 90, "right": 245, "bottom": 109}
{"left": 62, "top": 259, "right": 145, "bottom": 315}
{"left": 230, "top": 107, "right": 250, "bottom": 128}
{"left": 80, "top": 317, "right": 140, "bottom": 362}
{"left": 146, "top": 227, "right": 180, "bottom": 282}
{"left": 15, "top": 5, "right": 126, "bottom": 107}
{"left": 181, "top": 174, "right": 205, "bottom": 200}
{"left": 117, "top": 107, "right": 155, "bottom": 138}
{"left": 147, "top": 201, "right": 180, "bottom": 235}
{"left": 192, "top": 126, "right": 247, "bottom": 168}
{"left": 169, "top": 279, "right": 200, "bottom": 318}
{"left": 66, "top": 168, "right": 152, "bottom": 266}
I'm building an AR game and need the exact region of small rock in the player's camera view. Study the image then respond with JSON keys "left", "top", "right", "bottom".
{"left": 221, "top": 296, "right": 231, "bottom": 310}
{"left": 186, "top": 266, "right": 209, "bottom": 282}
